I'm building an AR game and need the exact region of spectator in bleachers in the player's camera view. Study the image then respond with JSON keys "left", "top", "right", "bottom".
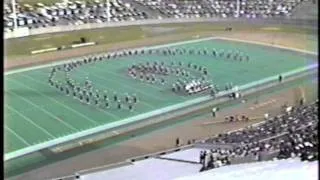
{"left": 198, "top": 102, "right": 318, "bottom": 172}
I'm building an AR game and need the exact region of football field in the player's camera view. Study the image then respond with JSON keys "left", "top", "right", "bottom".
{"left": 4, "top": 37, "right": 317, "bottom": 157}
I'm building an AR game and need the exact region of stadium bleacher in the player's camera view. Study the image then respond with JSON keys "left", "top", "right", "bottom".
{"left": 3, "top": 0, "right": 148, "bottom": 31}
{"left": 198, "top": 102, "right": 318, "bottom": 171}
{"left": 134, "top": 0, "right": 308, "bottom": 19}
{"left": 3, "top": 0, "right": 310, "bottom": 31}
{"left": 60, "top": 102, "right": 317, "bottom": 180}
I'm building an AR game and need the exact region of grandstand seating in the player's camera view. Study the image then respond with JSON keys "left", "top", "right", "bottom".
{"left": 4, "top": 0, "right": 147, "bottom": 31}
{"left": 4, "top": 0, "right": 310, "bottom": 31}
{"left": 134, "top": 0, "right": 308, "bottom": 19}
{"left": 54, "top": 102, "right": 318, "bottom": 180}
{"left": 198, "top": 102, "right": 318, "bottom": 171}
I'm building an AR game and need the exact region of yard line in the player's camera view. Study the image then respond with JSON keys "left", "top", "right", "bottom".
{"left": 5, "top": 125, "right": 31, "bottom": 146}
{"left": 9, "top": 76, "right": 99, "bottom": 126}
{"left": 80, "top": 68, "right": 162, "bottom": 103}
{"left": 20, "top": 74, "right": 120, "bottom": 120}
{"left": 6, "top": 104, "right": 56, "bottom": 138}
{"left": 89, "top": 104, "right": 121, "bottom": 120}
{"left": 7, "top": 90, "right": 79, "bottom": 132}
{"left": 75, "top": 69, "right": 156, "bottom": 109}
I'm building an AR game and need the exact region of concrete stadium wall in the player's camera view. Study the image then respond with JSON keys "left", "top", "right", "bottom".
{"left": 4, "top": 17, "right": 317, "bottom": 39}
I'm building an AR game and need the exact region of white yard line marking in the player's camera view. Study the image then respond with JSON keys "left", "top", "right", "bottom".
{"left": 6, "top": 104, "right": 56, "bottom": 139}
{"left": 4, "top": 102, "right": 59, "bottom": 115}
{"left": 58, "top": 70, "right": 143, "bottom": 118}
{"left": 5, "top": 37, "right": 216, "bottom": 75}
{"left": 216, "top": 37, "right": 318, "bottom": 55}
{"left": 7, "top": 90, "right": 78, "bottom": 132}
{"left": 92, "top": 106, "right": 120, "bottom": 120}
{"left": 5, "top": 126, "right": 31, "bottom": 146}
{"left": 9, "top": 76, "right": 99, "bottom": 126}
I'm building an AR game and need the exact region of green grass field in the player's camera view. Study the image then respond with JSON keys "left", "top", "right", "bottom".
{"left": 5, "top": 74, "right": 318, "bottom": 178}
{"left": 4, "top": 38, "right": 316, "bottom": 156}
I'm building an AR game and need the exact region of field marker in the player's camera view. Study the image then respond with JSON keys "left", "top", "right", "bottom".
{"left": 5, "top": 126, "right": 31, "bottom": 146}
{"left": 9, "top": 75, "right": 99, "bottom": 126}
{"left": 7, "top": 90, "right": 79, "bottom": 132}
{"left": 6, "top": 104, "right": 55, "bottom": 139}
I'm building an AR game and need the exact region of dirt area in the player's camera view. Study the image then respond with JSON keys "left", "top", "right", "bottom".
{"left": 4, "top": 30, "right": 317, "bottom": 70}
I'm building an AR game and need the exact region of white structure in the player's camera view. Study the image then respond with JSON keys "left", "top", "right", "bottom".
{"left": 81, "top": 158, "right": 202, "bottom": 180}
{"left": 176, "top": 159, "right": 318, "bottom": 180}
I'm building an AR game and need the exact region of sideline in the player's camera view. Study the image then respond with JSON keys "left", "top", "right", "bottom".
{"left": 217, "top": 37, "right": 318, "bottom": 55}
{"left": 4, "top": 37, "right": 215, "bottom": 75}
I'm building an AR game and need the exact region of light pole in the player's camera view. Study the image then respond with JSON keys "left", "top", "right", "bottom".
{"left": 107, "top": 0, "right": 110, "bottom": 22}
{"left": 236, "top": 0, "right": 240, "bottom": 17}
{"left": 11, "top": 0, "right": 18, "bottom": 31}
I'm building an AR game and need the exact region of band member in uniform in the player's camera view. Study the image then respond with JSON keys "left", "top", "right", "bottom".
{"left": 114, "top": 93, "right": 118, "bottom": 101}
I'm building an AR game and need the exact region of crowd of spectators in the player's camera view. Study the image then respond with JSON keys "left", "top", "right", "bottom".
{"left": 198, "top": 102, "right": 318, "bottom": 172}
{"left": 4, "top": 0, "right": 147, "bottom": 32}
{"left": 4, "top": 0, "right": 311, "bottom": 31}
{"left": 206, "top": 102, "right": 317, "bottom": 144}
{"left": 135, "top": 0, "right": 309, "bottom": 19}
